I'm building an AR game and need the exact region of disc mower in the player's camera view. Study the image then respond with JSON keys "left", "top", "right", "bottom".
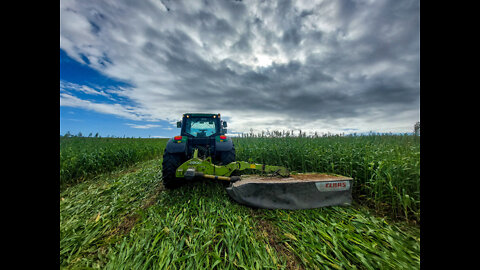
{"left": 162, "top": 113, "right": 353, "bottom": 209}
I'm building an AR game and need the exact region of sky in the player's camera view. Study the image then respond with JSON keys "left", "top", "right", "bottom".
{"left": 60, "top": 0, "right": 420, "bottom": 138}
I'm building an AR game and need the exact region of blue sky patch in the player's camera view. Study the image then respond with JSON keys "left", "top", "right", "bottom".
{"left": 60, "top": 49, "right": 175, "bottom": 138}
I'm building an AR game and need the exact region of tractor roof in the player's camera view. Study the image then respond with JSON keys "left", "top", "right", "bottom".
{"left": 183, "top": 113, "right": 220, "bottom": 118}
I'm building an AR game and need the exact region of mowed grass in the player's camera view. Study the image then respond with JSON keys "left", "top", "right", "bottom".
{"left": 60, "top": 157, "right": 420, "bottom": 269}
{"left": 60, "top": 159, "right": 162, "bottom": 268}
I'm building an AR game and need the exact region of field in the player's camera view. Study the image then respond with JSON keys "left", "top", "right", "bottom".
{"left": 60, "top": 135, "right": 420, "bottom": 269}
{"left": 60, "top": 137, "right": 165, "bottom": 189}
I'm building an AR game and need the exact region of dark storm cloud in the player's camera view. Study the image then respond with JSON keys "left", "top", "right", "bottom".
{"left": 230, "top": 33, "right": 252, "bottom": 53}
{"left": 61, "top": 0, "right": 420, "bottom": 133}
{"left": 282, "top": 28, "right": 302, "bottom": 45}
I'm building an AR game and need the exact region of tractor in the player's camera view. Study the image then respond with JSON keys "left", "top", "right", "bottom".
{"left": 162, "top": 113, "right": 235, "bottom": 188}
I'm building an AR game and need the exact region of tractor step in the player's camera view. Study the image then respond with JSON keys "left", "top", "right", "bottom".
{"left": 225, "top": 173, "right": 353, "bottom": 209}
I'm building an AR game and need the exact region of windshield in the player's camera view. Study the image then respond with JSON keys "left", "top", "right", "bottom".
{"left": 185, "top": 117, "right": 217, "bottom": 137}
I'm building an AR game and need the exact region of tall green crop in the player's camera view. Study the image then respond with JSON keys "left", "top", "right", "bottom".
{"left": 60, "top": 137, "right": 168, "bottom": 189}
{"left": 59, "top": 135, "right": 420, "bottom": 221}
{"left": 232, "top": 135, "right": 420, "bottom": 222}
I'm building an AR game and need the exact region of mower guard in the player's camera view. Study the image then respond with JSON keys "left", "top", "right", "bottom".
{"left": 225, "top": 173, "right": 353, "bottom": 209}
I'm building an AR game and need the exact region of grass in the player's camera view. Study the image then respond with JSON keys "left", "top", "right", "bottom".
{"left": 60, "top": 135, "right": 420, "bottom": 269}
{"left": 59, "top": 135, "right": 420, "bottom": 222}
{"left": 260, "top": 207, "right": 419, "bottom": 269}
{"left": 60, "top": 137, "right": 167, "bottom": 189}
{"left": 104, "top": 181, "right": 280, "bottom": 270}
{"left": 233, "top": 135, "right": 420, "bottom": 222}
{"left": 60, "top": 157, "right": 420, "bottom": 269}
{"left": 60, "top": 160, "right": 162, "bottom": 268}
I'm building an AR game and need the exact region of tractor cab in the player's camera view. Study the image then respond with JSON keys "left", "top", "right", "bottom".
{"left": 173, "top": 113, "right": 229, "bottom": 159}
{"left": 177, "top": 113, "right": 227, "bottom": 138}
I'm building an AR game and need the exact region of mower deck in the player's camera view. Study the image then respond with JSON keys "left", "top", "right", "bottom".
{"left": 226, "top": 173, "right": 353, "bottom": 209}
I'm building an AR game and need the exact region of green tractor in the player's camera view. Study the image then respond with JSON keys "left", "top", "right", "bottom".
{"left": 161, "top": 113, "right": 288, "bottom": 189}
{"left": 162, "top": 113, "right": 236, "bottom": 188}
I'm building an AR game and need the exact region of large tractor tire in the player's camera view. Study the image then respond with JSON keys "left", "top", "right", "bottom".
{"left": 218, "top": 145, "right": 236, "bottom": 165}
{"left": 161, "top": 151, "right": 185, "bottom": 189}
{"left": 216, "top": 146, "right": 236, "bottom": 187}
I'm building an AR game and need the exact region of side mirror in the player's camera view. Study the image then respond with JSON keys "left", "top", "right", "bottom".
{"left": 177, "top": 121, "right": 182, "bottom": 128}
{"left": 223, "top": 121, "right": 227, "bottom": 127}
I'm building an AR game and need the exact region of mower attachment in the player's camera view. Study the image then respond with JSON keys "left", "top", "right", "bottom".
{"left": 226, "top": 174, "right": 353, "bottom": 209}
{"left": 175, "top": 149, "right": 289, "bottom": 181}
{"left": 174, "top": 149, "right": 353, "bottom": 209}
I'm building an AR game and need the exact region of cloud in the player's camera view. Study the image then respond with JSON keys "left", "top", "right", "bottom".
{"left": 60, "top": 92, "right": 144, "bottom": 121}
{"left": 60, "top": 0, "right": 420, "bottom": 134}
{"left": 125, "top": 123, "right": 162, "bottom": 129}
{"left": 60, "top": 80, "right": 111, "bottom": 97}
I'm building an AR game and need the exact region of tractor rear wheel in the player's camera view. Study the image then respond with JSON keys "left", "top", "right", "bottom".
{"left": 218, "top": 145, "right": 236, "bottom": 165}
{"left": 161, "top": 151, "right": 185, "bottom": 189}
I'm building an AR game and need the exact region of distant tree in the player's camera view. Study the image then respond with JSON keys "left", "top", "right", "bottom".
{"left": 77, "top": 132, "right": 83, "bottom": 137}
{"left": 95, "top": 132, "right": 99, "bottom": 138}
{"left": 414, "top": 121, "right": 420, "bottom": 136}
{"left": 88, "top": 132, "right": 92, "bottom": 137}
{"left": 65, "top": 131, "right": 71, "bottom": 138}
